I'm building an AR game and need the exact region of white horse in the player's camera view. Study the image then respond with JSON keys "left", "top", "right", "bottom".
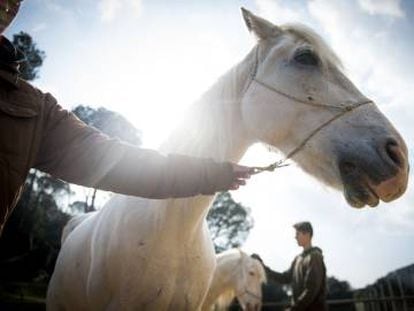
{"left": 201, "top": 249, "right": 266, "bottom": 311}
{"left": 47, "top": 8, "right": 409, "bottom": 311}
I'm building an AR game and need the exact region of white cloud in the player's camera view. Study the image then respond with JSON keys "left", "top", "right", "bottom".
{"left": 357, "top": 0, "right": 405, "bottom": 17}
{"left": 99, "top": 0, "right": 142, "bottom": 22}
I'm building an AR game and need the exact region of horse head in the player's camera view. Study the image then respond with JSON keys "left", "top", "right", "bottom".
{"left": 233, "top": 250, "right": 267, "bottom": 311}
{"left": 240, "top": 8, "right": 409, "bottom": 208}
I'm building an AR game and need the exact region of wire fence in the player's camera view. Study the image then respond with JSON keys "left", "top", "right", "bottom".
{"left": 232, "top": 272, "right": 414, "bottom": 311}
{"left": 253, "top": 295, "right": 414, "bottom": 310}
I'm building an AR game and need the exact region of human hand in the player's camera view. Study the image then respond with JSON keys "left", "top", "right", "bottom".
{"left": 229, "top": 164, "right": 254, "bottom": 190}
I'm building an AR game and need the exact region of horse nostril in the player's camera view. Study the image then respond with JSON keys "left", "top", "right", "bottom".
{"left": 385, "top": 139, "right": 403, "bottom": 168}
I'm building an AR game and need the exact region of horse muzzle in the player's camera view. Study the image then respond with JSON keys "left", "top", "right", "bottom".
{"left": 338, "top": 136, "right": 409, "bottom": 208}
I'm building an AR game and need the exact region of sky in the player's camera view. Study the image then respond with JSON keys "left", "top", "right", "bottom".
{"left": 6, "top": 0, "right": 414, "bottom": 289}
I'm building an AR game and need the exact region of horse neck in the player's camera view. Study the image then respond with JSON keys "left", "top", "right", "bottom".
{"left": 160, "top": 47, "right": 257, "bottom": 160}
{"left": 155, "top": 48, "right": 257, "bottom": 230}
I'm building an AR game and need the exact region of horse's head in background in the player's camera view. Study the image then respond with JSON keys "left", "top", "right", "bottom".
{"left": 234, "top": 252, "right": 267, "bottom": 311}
{"left": 240, "top": 9, "right": 409, "bottom": 208}
{"left": 212, "top": 250, "right": 266, "bottom": 311}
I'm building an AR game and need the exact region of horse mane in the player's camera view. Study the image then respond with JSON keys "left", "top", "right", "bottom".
{"left": 159, "top": 48, "right": 257, "bottom": 161}
{"left": 281, "top": 23, "right": 342, "bottom": 70}
{"left": 213, "top": 249, "right": 242, "bottom": 310}
{"left": 252, "top": 256, "right": 267, "bottom": 284}
{"left": 214, "top": 288, "right": 237, "bottom": 311}
{"left": 159, "top": 22, "right": 342, "bottom": 163}
{"left": 248, "top": 251, "right": 267, "bottom": 286}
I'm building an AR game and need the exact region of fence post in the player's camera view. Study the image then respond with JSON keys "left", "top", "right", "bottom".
{"left": 386, "top": 277, "right": 397, "bottom": 311}
{"left": 372, "top": 286, "right": 381, "bottom": 311}
{"left": 395, "top": 274, "right": 408, "bottom": 311}
{"left": 379, "top": 281, "right": 387, "bottom": 311}
{"left": 354, "top": 290, "right": 365, "bottom": 311}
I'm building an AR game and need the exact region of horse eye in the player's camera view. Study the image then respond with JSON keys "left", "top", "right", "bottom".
{"left": 249, "top": 271, "right": 255, "bottom": 276}
{"left": 294, "top": 50, "right": 319, "bottom": 66}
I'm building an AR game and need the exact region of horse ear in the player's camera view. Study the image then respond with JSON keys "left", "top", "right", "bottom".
{"left": 241, "top": 7, "right": 282, "bottom": 40}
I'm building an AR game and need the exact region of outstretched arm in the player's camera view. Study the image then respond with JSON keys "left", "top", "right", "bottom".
{"left": 251, "top": 253, "right": 294, "bottom": 284}
{"left": 265, "top": 262, "right": 294, "bottom": 284}
{"left": 34, "top": 94, "right": 251, "bottom": 198}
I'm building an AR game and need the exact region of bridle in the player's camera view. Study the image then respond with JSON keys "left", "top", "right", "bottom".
{"left": 236, "top": 288, "right": 262, "bottom": 302}
{"left": 244, "top": 46, "right": 373, "bottom": 175}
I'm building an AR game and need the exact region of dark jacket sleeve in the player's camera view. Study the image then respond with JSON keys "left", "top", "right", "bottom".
{"left": 33, "top": 94, "right": 234, "bottom": 198}
{"left": 263, "top": 258, "right": 295, "bottom": 284}
{"left": 290, "top": 253, "right": 325, "bottom": 311}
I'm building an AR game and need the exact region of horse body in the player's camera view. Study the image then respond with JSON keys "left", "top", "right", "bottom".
{"left": 47, "top": 9, "right": 409, "bottom": 311}
{"left": 49, "top": 196, "right": 222, "bottom": 310}
{"left": 202, "top": 249, "right": 266, "bottom": 311}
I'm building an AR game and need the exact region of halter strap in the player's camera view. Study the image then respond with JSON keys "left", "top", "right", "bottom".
{"left": 245, "top": 46, "right": 373, "bottom": 175}
{"left": 236, "top": 288, "right": 262, "bottom": 301}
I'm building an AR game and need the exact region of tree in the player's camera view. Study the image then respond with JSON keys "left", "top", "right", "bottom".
{"left": 207, "top": 192, "right": 254, "bottom": 253}
{"left": 0, "top": 170, "right": 71, "bottom": 281}
{"left": 12, "top": 31, "right": 45, "bottom": 81}
{"left": 327, "top": 276, "right": 352, "bottom": 299}
{"left": 327, "top": 276, "right": 354, "bottom": 311}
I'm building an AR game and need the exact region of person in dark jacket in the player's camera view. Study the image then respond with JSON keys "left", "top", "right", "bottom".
{"left": 253, "top": 222, "right": 327, "bottom": 311}
{"left": 0, "top": 1, "right": 253, "bottom": 235}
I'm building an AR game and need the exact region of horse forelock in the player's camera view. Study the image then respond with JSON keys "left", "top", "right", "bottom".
{"left": 219, "top": 249, "right": 266, "bottom": 286}
{"left": 252, "top": 257, "right": 267, "bottom": 284}
{"left": 280, "top": 23, "right": 343, "bottom": 70}
{"left": 238, "top": 251, "right": 267, "bottom": 284}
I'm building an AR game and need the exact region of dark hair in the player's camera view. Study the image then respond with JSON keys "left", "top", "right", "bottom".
{"left": 293, "top": 221, "right": 313, "bottom": 237}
